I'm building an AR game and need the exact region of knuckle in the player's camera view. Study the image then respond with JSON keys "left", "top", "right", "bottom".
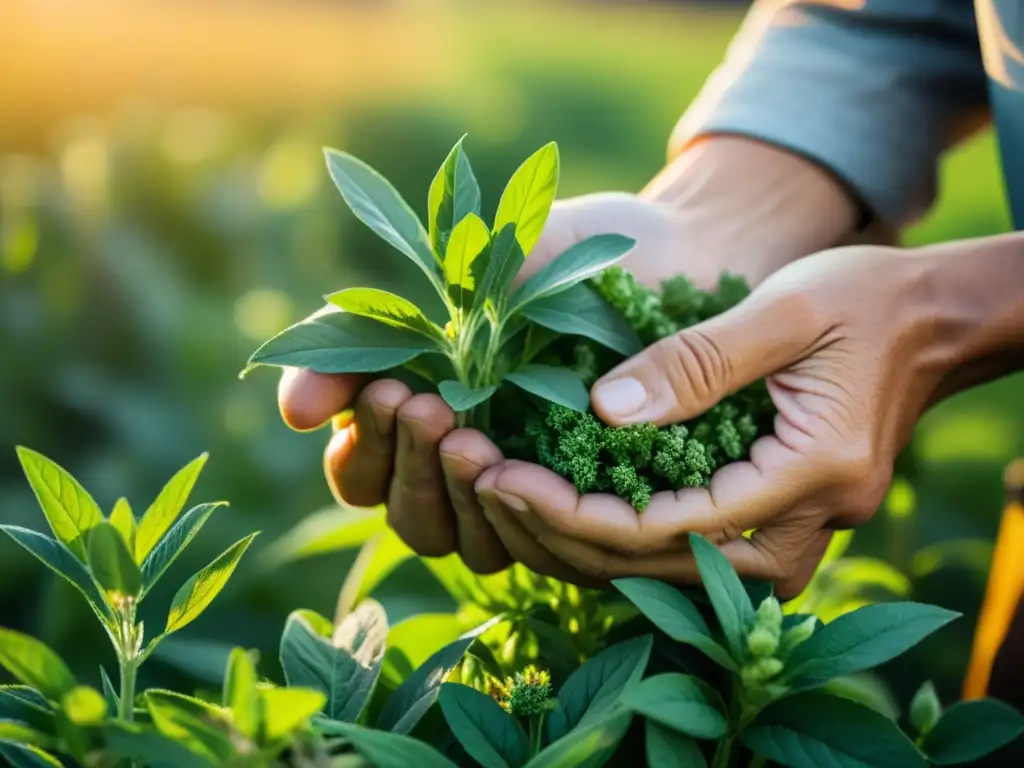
{"left": 655, "top": 330, "right": 732, "bottom": 409}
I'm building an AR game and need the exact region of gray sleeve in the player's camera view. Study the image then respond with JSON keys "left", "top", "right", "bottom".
{"left": 670, "top": 0, "right": 989, "bottom": 228}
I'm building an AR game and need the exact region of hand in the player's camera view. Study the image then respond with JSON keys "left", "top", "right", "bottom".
{"left": 473, "top": 245, "right": 956, "bottom": 597}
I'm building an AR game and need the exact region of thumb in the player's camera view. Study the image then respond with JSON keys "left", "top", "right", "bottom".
{"left": 591, "top": 291, "right": 818, "bottom": 426}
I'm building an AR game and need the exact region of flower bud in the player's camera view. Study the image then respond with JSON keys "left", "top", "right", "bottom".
{"left": 909, "top": 681, "right": 942, "bottom": 736}
{"left": 779, "top": 615, "right": 818, "bottom": 657}
{"left": 746, "top": 626, "right": 779, "bottom": 659}
{"left": 755, "top": 596, "right": 783, "bottom": 634}
{"left": 740, "top": 657, "right": 784, "bottom": 687}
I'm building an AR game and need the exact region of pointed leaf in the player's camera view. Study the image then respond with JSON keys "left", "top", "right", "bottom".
{"left": 428, "top": 135, "right": 482, "bottom": 258}
{"left": 87, "top": 522, "right": 142, "bottom": 600}
{"left": 15, "top": 447, "right": 103, "bottom": 560}
{"left": 61, "top": 685, "right": 107, "bottom": 726}
{"left": 327, "top": 287, "right": 445, "bottom": 343}
{"left": 509, "top": 235, "right": 635, "bottom": 313}
{"left": 645, "top": 720, "right": 707, "bottom": 767}
{"left": 140, "top": 503, "right": 225, "bottom": 595}
{"left": 475, "top": 224, "right": 524, "bottom": 313}
{"left": 0, "top": 526, "right": 106, "bottom": 614}
{"left": 377, "top": 615, "right": 504, "bottom": 734}
{"left": 164, "top": 533, "right": 258, "bottom": 635}
{"left": 493, "top": 143, "right": 559, "bottom": 257}
{"left": 786, "top": 603, "right": 960, "bottom": 690}
{"left": 438, "top": 381, "right": 498, "bottom": 413}
{"left": 505, "top": 365, "right": 589, "bottom": 412}
{"left": 103, "top": 722, "right": 219, "bottom": 768}
{"left": 245, "top": 306, "right": 437, "bottom": 375}
{"left": 144, "top": 692, "right": 234, "bottom": 763}
{"left": 324, "top": 148, "right": 439, "bottom": 284}
{"left": 439, "top": 683, "right": 528, "bottom": 768}
{"left": 135, "top": 454, "right": 208, "bottom": 563}
{"left": 257, "top": 505, "right": 385, "bottom": 569}
{"left": 0, "top": 687, "right": 54, "bottom": 733}
{"left": 0, "top": 629, "right": 75, "bottom": 702}
{"left": 443, "top": 213, "right": 490, "bottom": 309}
{"left": 223, "top": 649, "right": 260, "bottom": 738}
{"left": 99, "top": 667, "right": 119, "bottom": 716}
{"left": 521, "top": 283, "right": 642, "bottom": 357}
{"left": 689, "top": 533, "right": 754, "bottom": 661}
{"left": 612, "top": 578, "right": 736, "bottom": 672}
{"left": 260, "top": 686, "right": 326, "bottom": 741}
{"left": 923, "top": 698, "right": 1024, "bottom": 765}
{"left": 0, "top": 743, "right": 63, "bottom": 768}
{"left": 526, "top": 711, "right": 632, "bottom": 768}
{"left": 336, "top": 531, "right": 415, "bottom": 620}
{"left": 280, "top": 601, "right": 388, "bottom": 723}
{"left": 109, "top": 498, "right": 136, "bottom": 554}
{"left": 315, "top": 720, "right": 458, "bottom": 768}
{"left": 621, "top": 674, "right": 726, "bottom": 740}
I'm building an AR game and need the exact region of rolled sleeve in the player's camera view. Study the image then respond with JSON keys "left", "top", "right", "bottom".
{"left": 671, "top": 0, "right": 989, "bottom": 229}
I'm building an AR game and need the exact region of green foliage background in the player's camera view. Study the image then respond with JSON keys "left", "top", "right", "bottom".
{"left": 1, "top": 3, "right": 1019, "bottom": 716}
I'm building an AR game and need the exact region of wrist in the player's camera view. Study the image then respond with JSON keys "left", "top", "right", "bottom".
{"left": 640, "top": 135, "right": 861, "bottom": 286}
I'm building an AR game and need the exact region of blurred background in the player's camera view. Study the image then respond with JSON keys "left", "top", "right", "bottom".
{"left": 1, "top": 0, "right": 1018, "bottom": 713}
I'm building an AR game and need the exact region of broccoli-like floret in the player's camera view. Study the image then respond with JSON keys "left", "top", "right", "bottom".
{"left": 544, "top": 405, "right": 602, "bottom": 493}
{"left": 590, "top": 267, "right": 678, "bottom": 344}
{"left": 610, "top": 464, "right": 653, "bottom": 511}
{"left": 652, "top": 425, "right": 715, "bottom": 488}
{"left": 602, "top": 423, "right": 659, "bottom": 469}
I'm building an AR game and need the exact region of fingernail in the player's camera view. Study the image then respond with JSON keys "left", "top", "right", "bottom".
{"left": 494, "top": 491, "right": 529, "bottom": 514}
{"left": 593, "top": 377, "right": 647, "bottom": 419}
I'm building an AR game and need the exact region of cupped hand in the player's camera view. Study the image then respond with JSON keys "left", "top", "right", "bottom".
{"left": 474, "top": 245, "right": 951, "bottom": 597}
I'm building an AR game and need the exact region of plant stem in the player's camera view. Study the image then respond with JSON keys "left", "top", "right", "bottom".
{"left": 119, "top": 658, "right": 137, "bottom": 722}
{"left": 528, "top": 713, "right": 545, "bottom": 757}
{"left": 712, "top": 734, "right": 734, "bottom": 768}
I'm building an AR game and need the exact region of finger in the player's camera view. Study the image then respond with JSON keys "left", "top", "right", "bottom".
{"left": 387, "top": 393, "right": 458, "bottom": 558}
{"left": 329, "top": 379, "right": 411, "bottom": 508}
{"left": 278, "top": 368, "right": 366, "bottom": 431}
{"left": 439, "top": 429, "right": 511, "bottom": 574}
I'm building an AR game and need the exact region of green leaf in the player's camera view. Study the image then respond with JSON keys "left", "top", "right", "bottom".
{"left": 0, "top": 720, "right": 52, "bottom": 749}
{"left": 546, "top": 635, "right": 651, "bottom": 742}
{"left": 99, "top": 667, "right": 119, "bottom": 716}
{"left": 923, "top": 698, "right": 1024, "bottom": 765}
{"left": 0, "top": 526, "right": 106, "bottom": 614}
{"left": 109, "top": 497, "right": 136, "bottom": 553}
{"left": 438, "top": 683, "right": 528, "bottom": 768}
{"left": 0, "top": 743, "right": 63, "bottom": 768}
{"left": 509, "top": 235, "right": 635, "bottom": 313}
{"left": 279, "top": 601, "right": 388, "bottom": 723}
{"left": 244, "top": 306, "right": 437, "bottom": 375}
{"left": 521, "top": 283, "right": 642, "bottom": 357}
{"left": 135, "top": 453, "right": 208, "bottom": 563}
{"left": 505, "top": 365, "right": 589, "bottom": 412}
{"left": 475, "top": 224, "right": 525, "bottom": 313}
{"left": 644, "top": 720, "right": 706, "bottom": 767}
{"left": 688, "top": 533, "right": 754, "bottom": 661}
{"left": 621, "top": 674, "right": 726, "bottom": 740}
{"left": 741, "top": 692, "right": 926, "bottom": 768}
{"left": 428, "top": 135, "right": 482, "bottom": 258}
{"left": 908, "top": 680, "right": 942, "bottom": 735}
{"left": 15, "top": 446, "right": 103, "bottom": 561}
{"left": 0, "top": 687, "right": 54, "bottom": 733}
{"left": 61, "top": 686, "right": 107, "bottom": 726}
{"left": 822, "top": 672, "right": 900, "bottom": 721}
{"left": 315, "top": 720, "right": 459, "bottom": 768}
{"left": 223, "top": 649, "right": 260, "bottom": 738}
{"left": 493, "top": 143, "right": 559, "bottom": 257}
{"left": 377, "top": 615, "right": 504, "bottom": 734}
{"left": 87, "top": 522, "right": 142, "bottom": 600}
{"left": 387, "top": 614, "right": 466, "bottom": 670}
{"left": 259, "top": 686, "right": 326, "bottom": 742}
{"left": 257, "top": 505, "right": 386, "bottom": 569}
{"left": 336, "top": 530, "right": 415, "bottom": 620}
{"left": 443, "top": 212, "right": 490, "bottom": 309}
{"left": 526, "top": 711, "right": 632, "bottom": 768}
{"left": 144, "top": 692, "right": 234, "bottom": 764}
{"left": 324, "top": 148, "right": 439, "bottom": 286}
{"left": 0, "top": 631, "right": 75, "bottom": 703}
{"left": 438, "top": 381, "right": 498, "bottom": 413}
{"left": 140, "top": 502, "right": 225, "bottom": 596}
{"left": 327, "top": 287, "right": 445, "bottom": 342}
{"left": 612, "top": 578, "right": 736, "bottom": 672}
{"left": 163, "top": 533, "right": 258, "bottom": 635}
{"left": 785, "top": 603, "right": 960, "bottom": 690}
{"left": 103, "top": 722, "right": 219, "bottom": 768}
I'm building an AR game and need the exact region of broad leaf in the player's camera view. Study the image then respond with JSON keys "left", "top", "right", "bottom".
{"left": 741, "top": 692, "right": 926, "bottom": 768}
{"left": 257, "top": 505, "right": 386, "bottom": 569}
{"left": 109, "top": 498, "right": 136, "bottom": 553}
{"left": 923, "top": 698, "right": 1024, "bottom": 765}
{"left": 0, "top": 720, "right": 51, "bottom": 749}
{"left": 0, "top": 687, "right": 54, "bottom": 732}
{"left": 521, "top": 283, "right": 642, "bottom": 357}
{"left": 439, "top": 683, "right": 528, "bottom": 768}
{"left": 785, "top": 603, "right": 960, "bottom": 690}
{"left": 612, "top": 578, "right": 736, "bottom": 672}
{"left": 324, "top": 148, "right": 439, "bottom": 286}
{"left": 438, "top": 381, "right": 498, "bottom": 413}
{"left": 546, "top": 635, "right": 651, "bottom": 742}
{"left": 0, "top": 743, "right": 63, "bottom": 768}
{"left": 223, "top": 649, "right": 260, "bottom": 738}
{"left": 164, "top": 533, "right": 258, "bottom": 635}
{"left": 135, "top": 454, "right": 209, "bottom": 563}
{"left": 505, "top": 365, "right": 589, "bottom": 412}
{"left": 621, "top": 674, "right": 726, "bottom": 740}
{"left": 526, "top": 711, "right": 632, "bottom": 768}
{"left": 386, "top": 614, "right": 465, "bottom": 670}
{"left": 144, "top": 692, "right": 234, "bottom": 763}
{"left": 689, "top": 534, "right": 753, "bottom": 661}
{"left": 15, "top": 446, "right": 103, "bottom": 561}
{"left": 0, "top": 526, "right": 106, "bottom": 614}
{"left": 475, "top": 224, "right": 524, "bottom": 313}
{"left": 327, "top": 287, "right": 445, "bottom": 342}
{"left": 377, "top": 615, "right": 504, "bottom": 734}
{"left": 103, "top": 722, "right": 218, "bottom": 768}
{"left": 87, "top": 522, "right": 142, "bottom": 600}
{"left": 315, "top": 720, "right": 458, "bottom": 768}
{"left": 645, "top": 720, "right": 706, "bottom": 767}
{"left": 493, "top": 143, "right": 559, "bottom": 257}
{"left": 443, "top": 212, "right": 490, "bottom": 309}
{"left": 244, "top": 306, "right": 437, "bottom": 375}
{"left": 0, "top": 630, "right": 75, "bottom": 702}
{"left": 61, "top": 685, "right": 107, "bottom": 726}
{"left": 259, "top": 686, "right": 326, "bottom": 742}
{"left": 336, "top": 531, "right": 415, "bottom": 620}
{"left": 141, "top": 503, "right": 225, "bottom": 596}
{"left": 428, "top": 135, "right": 482, "bottom": 258}
{"left": 509, "top": 235, "right": 635, "bottom": 313}
{"left": 279, "top": 601, "right": 388, "bottom": 723}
